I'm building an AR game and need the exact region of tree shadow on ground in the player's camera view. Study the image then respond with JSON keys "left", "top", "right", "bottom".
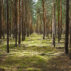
{"left": 46, "top": 54, "right": 71, "bottom": 71}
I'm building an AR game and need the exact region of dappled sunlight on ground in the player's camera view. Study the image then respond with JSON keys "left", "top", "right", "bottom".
{"left": 0, "top": 33, "right": 70, "bottom": 71}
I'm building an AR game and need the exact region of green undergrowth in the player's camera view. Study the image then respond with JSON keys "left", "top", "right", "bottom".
{"left": 0, "top": 33, "right": 65, "bottom": 71}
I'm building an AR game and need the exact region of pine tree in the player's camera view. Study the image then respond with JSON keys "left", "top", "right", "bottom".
{"left": 65, "top": 0, "right": 69, "bottom": 54}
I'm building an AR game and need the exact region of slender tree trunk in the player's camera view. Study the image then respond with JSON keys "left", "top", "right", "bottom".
{"left": 25, "top": 0, "right": 27, "bottom": 36}
{"left": 36, "top": 9, "right": 40, "bottom": 34}
{"left": 65, "top": 0, "right": 69, "bottom": 54}
{"left": 9, "top": 1, "right": 11, "bottom": 37}
{"left": 22, "top": 0, "right": 24, "bottom": 41}
{"left": 52, "top": 0, "right": 56, "bottom": 47}
{"left": 11, "top": 1, "right": 15, "bottom": 39}
{"left": 22, "top": 0, "right": 26, "bottom": 41}
{"left": 57, "top": 0, "right": 61, "bottom": 43}
{"left": 26, "top": 0, "right": 30, "bottom": 37}
{"left": 0, "top": 0, "right": 2, "bottom": 39}
{"left": 70, "top": 21, "right": 71, "bottom": 48}
{"left": 60, "top": 0, "right": 62, "bottom": 36}
{"left": 14, "top": 0, "right": 18, "bottom": 46}
{"left": 69, "top": 6, "right": 71, "bottom": 48}
{"left": 42, "top": 0, "right": 46, "bottom": 39}
{"left": 18, "top": 0, "right": 21, "bottom": 45}
{"left": 2, "top": 0, "right": 5, "bottom": 39}
{"left": 23, "top": 0, "right": 26, "bottom": 40}
{"left": 29, "top": 11, "right": 32, "bottom": 35}
{"left": 6, "top": 0, "right": 9, "bottom": 53}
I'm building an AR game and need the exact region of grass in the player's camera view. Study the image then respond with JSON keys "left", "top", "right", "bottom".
{"left": 0, "top": 33, "right": 68, "bottom": 71}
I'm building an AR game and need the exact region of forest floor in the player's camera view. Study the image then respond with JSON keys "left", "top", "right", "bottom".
{"left": 0, "top": 33, "right": 71, "bottom": 71}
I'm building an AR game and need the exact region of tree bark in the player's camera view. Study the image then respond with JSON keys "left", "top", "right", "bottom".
{"left": 52, "top": 0, "right": 56, "bottom": 47}
{"left": 14, "top": 0, "right": 18, "bottom": 46}
{"left": 65, "top": 0, "right": 69, "bottom": 54}
{"left": 18, "top": 0, "right": 21, "bottom": 45}
{"left": 0, "top": 0, "right": 2, "bottom": 39}
{"left": 42, "top": 0, "right": 46, "bottom": 39}
{"left": 6, "top": 0, "right": 9, "bottom": 53}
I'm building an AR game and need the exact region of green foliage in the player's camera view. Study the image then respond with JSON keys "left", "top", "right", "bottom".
{"left": 0, "top": 34, "right": 65, "bottom": 71}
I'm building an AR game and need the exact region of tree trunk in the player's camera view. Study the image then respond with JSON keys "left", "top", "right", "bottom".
{"left": 22, "top": 0, "right": 24, "bottom": 41}
{"left": 0, "top": 0, "right": 2, "bottom": 39}
{"left": 60, "top": 0, "right": 62, "bottom": 37}
{"left": 2, "top": 0, "right": 5, "bottom": 39}
{"left": 23, "top": 0, "right": 26, "bottom": 40}
{"left": 70, "top": 21, "right": 71, "bottom": 48}
{"left": 14, "top": 0, "right": 18, "bottom": 46}
{"left": 18, "top": 0, "right": 21, "bottom": 45}
{"left": 52, "top": 0, "right": 56, "bottom": 47}
{"left": 65, "top": 0, "right": 69, "bottom": 54}
{"left": 57, "top": 0, "right": 61, "bottom": 43}
{"left": 6, "top": 0, "right": 9, "bottom": 53}
{"left": 42, "top": 0, "right": 46, "bottom": 39}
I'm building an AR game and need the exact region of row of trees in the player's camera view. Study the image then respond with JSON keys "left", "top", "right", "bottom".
{"left": 0, "top": 0, "right": 71, "bottom": 54}
{"left": 34, "top": 0, "right": 70, "bottom": 54}
{"left": 34, "top": 0, "right": 64, "bottom": 46}
{"left": 0, "top": 0, "right": 34, "bottom": 53}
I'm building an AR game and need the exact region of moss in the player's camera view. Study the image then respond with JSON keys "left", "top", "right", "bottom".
{"left": 0, "top": 33, "right": 65, "bottom": 71}
{"left": 26, "top": 68, "right": 41, "bottom": 71}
